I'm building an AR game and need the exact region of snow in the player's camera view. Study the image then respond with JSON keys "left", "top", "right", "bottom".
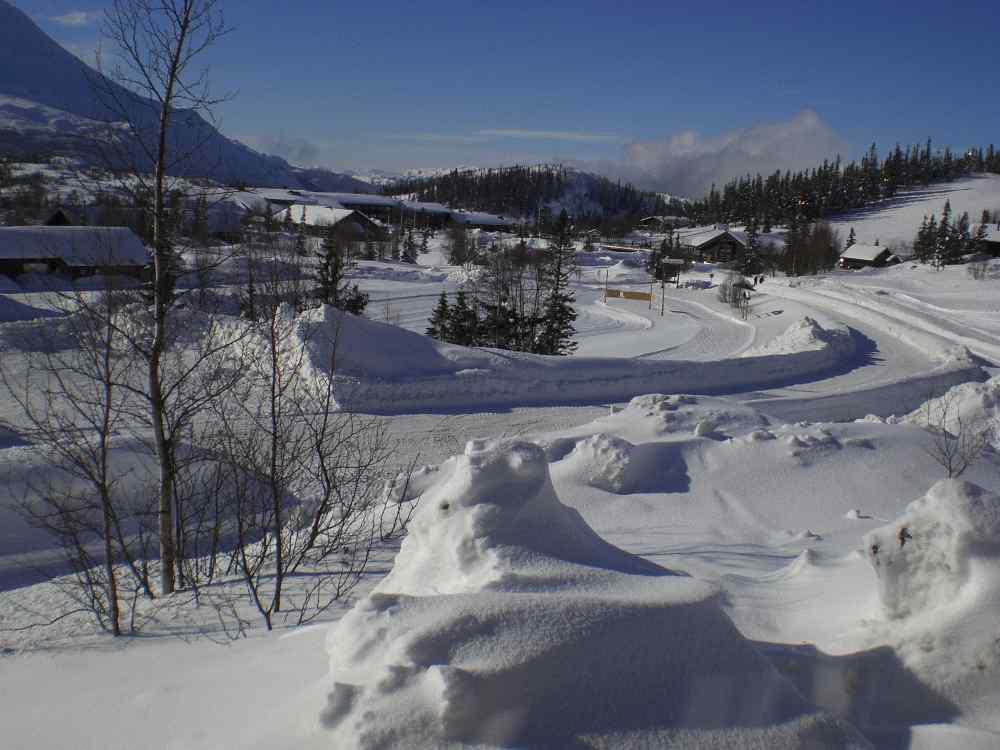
{"left": 300, "top": 439, "right": 866, "bottom": 749}
{"left": 4, "top": 179, "right": 1000, "bottom": 748}
{"left": 296, "top": 305, "right": 869, "bottom": 413}
{"left": 827, "top": 174, "right": 1000, "bottom": 249}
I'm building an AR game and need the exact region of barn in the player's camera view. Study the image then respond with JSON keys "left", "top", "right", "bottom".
{"left": 838, "top": 243, "right": 900, "bottom": 270}
{"left": 0, "top": 226, "right": 150, "bottom": 279}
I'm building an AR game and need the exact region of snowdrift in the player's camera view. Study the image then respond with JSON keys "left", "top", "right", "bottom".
{"left": 865, "top": 480, "right": 1000, "bottom": 621}
{"left": 315, "top": 439, "right": 869, "bottom": 749}
{"left": 297, "top": 306, "right": 883, "bottom": 413}
{"left": 862, "top": 480, "right": 1000, "bottom": 700}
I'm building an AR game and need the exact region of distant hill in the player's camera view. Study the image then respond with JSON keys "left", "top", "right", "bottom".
{"left": 0, "top": 0, "right": 370, "bottom": 192}
{"left": 384, "top": 164, "right": 687, "bottom": 224}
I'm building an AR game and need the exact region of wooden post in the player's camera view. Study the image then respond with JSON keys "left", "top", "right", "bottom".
{"left": 603, "top": 268, "right": 608, "bottom": 303}
{"left": 648, "top": 278, "right": 654, "bottom": 310}
{"left": 660, "top": 280, "right": 666, "bottom": 317}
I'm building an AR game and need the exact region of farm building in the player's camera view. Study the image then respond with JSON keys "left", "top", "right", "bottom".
{"left": 0, "top": 226, "right": 150, "bottom": 279}
{"left": 838, "top": 243, "right": 901, "bottom": 269}
{"left": 677, "top": 227, "right": 746, "bottom": 262}
{"left": 278, "top": 204, "right": 384, "bottom": 239}
{"left": 402, "top": 200, "right": 452, "bottom": 229}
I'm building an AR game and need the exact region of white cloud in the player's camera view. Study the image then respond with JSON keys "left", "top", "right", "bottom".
{"left": 476, "top": 129, "right": 625, "bottom": 144}
{"left": 50, "top": 10, "right": 100, "bottom": 27}
{"left": 385, "top": 129, "right": 626, "bottom": 145}
{"left": 617, "top": 110, "right": 850, "bottom": 198}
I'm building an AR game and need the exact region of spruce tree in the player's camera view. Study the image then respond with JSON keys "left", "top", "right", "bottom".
{"left": 846, "top": 227, "right": 857, "bottom": 249}
{"left": 401, "top": 229, "right": 418, "bottom": 264}
{"left": 426, "top": 291, "right": 450, "bottom": 339}
{"left": 316, "top": 225, "right": 345, "bottom": 306}
{"left": 741, "top": 216, "right": 761, "bottom": 277}
{"left": 450, "top": 291, "right": 478, "bottom": 345}
{"left": 535, "top": 210, "right": 578, "bottom": 356}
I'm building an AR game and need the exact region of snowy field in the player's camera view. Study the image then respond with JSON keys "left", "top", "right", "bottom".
{"left": 3, "top": 177, "right": 1000, "bottom": 749}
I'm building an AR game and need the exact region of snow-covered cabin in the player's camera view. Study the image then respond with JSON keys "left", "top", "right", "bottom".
{"left": 0, "top": 226, "right": 150, "bottom": 279}
{"left": 307, "top": 193, "right": 402, "bottom": 222}
{"left": 838, "top": 243, "right": 900, "bottom": 270}
{"left": 973, "top": 224, "right": 1000, "bottom": 257}
{"left": 676, "top": 227, "right": 746, "bottom": 262}
{"left": 279, "top": 204, "right": 383, "bottom": 239}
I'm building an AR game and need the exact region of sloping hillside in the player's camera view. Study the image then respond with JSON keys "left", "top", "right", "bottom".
{"left": 0, "top": 1, "right": 368, "bottom": 191}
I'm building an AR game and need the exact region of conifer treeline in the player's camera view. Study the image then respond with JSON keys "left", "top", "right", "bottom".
{"left": 687, "top": 142, "right": 1000, "bottom": 227}
{"left": 384, "top": 164, "right": 672, "bottom": 222}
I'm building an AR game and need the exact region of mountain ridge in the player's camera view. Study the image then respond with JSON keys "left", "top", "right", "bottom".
{"left": 0, "top": 0, "right": 371, "bottom": 192}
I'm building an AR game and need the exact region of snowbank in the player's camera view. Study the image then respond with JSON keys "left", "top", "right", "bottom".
{"left": 741, "top": 316, "right": 849, "bottom": 358}
{"left": 902, "top": 376, "right": 1000, "bottom": 448}
{"left": 316, "top": 439, "right": 867, "bottom": 749}
{"left": 864, "top": 480, "right": 1000, "bottom": 621}
{"left": 297, "top": 306, "right": 880, "bottom": 413}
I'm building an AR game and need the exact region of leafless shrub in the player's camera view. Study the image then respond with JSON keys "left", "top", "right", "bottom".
{"left": 919, "top": 390, "right": 990, "bottom": 478}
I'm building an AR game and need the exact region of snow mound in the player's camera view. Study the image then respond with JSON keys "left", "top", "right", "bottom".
{"left": 607, "top": 393, "right": 769, "bottom": 440}
{"left": 317, "top": 440, "right": 868, "bottom": 749}
{"left": 903, "top": 376, "right": 1000, "bottom": 448}
{"left": 552, "top": 433, "right": 638, "bottom": 493}
{"left": 864, "top": 480, "right": 1000, "bottom": 620}
{"left": 742, "top": 316, "right": 852, "bottom": 358}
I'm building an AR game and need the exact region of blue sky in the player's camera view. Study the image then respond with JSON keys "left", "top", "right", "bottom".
{"left": 18, "top": 0, "right": 1000, "bottom": 194}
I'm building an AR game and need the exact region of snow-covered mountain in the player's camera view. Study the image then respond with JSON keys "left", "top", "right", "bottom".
{"left": 0, "top": 0, "right": 371, "bottom": 192}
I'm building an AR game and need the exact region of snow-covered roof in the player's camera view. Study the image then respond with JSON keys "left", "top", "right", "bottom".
{"left": 676, "top": 227, "right": 746, "bottom": 249}
{"left": 449, "top": 210, "right": 516, "bottom": 227}
{"left": 402, "top": 200, "right": 451, "bottom": 215}
{"left": 309, "top": 192, "right": 400, "bottom": 209}
{"left": 0, "top": 226, "right": 149, "bottom": 267}
{"left": 280, "top": 204, "right": 360, "bottom": 227}
{"left": 840, "top": 243, "right": 887, "bottom": 262}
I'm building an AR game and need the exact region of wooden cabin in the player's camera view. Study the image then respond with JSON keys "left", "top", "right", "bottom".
{"left": 838, "top": 243, "right": 900, "bottom": 270}
{"left": 0, "top": 226, "right": 150, "bottom": 279}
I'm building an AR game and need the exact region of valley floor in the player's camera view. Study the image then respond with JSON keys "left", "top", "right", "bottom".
{"left": 3, "top": 186, "right": 1000, "bottom": 748}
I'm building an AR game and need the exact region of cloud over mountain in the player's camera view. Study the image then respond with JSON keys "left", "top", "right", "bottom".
{"left": 615, "top": 110, "right": 849, "bottom": 198}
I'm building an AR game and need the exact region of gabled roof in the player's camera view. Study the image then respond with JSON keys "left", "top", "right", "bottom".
{"left": 676, "top": 227, "right": 746, "bottom": 250}
{"left": 280, "top": 204, "right": 361, "bottom": 227}
{"left": 0, "top": 226, "right": 149, "bottom": 267}
{"left": 840, "top": 243, "right": 887, "bottom": 262}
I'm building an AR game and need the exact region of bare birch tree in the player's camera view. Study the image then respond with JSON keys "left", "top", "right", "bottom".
{"left": 98, "top": 0, "right": 230, "bottom": 594}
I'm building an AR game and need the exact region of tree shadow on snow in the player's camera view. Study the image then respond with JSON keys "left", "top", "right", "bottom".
{"left": 755, "top": 641, "right": 960, "bottom": 746}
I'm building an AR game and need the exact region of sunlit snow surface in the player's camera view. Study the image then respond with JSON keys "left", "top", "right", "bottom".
{"left": 3, "top": 177, "right": 1000, "bottom": 748}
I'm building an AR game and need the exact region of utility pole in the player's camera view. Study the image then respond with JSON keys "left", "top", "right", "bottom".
{"left": 660, "top": 279, "right": 666, "bottom": 317}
